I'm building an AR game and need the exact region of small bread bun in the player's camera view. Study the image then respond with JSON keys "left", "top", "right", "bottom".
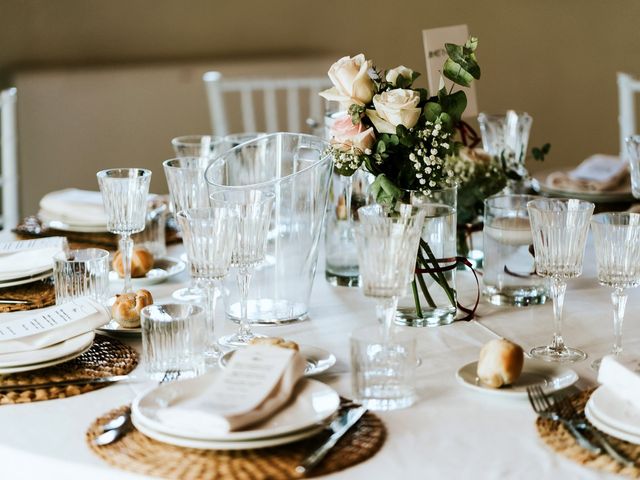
{"left": 111, "top": 289, "right": 154, "bottom": 328}
{"left": 112, "top": 247, "right": 154, "bottom": 278}
{"left": 249, "top": 337, "right": 300, "bottom": 352}
{"left": 476, "top": 339, "right": 524, "bottom": 388}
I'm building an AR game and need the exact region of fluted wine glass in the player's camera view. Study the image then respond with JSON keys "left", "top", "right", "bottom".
{"left": 177, "top": 207, "right": 237, "bottom": 361}
{"left": 527, "top": 198, "right": 594, "bottom": 362}
{"left": 171, "top": 135, "right": 221, "bottom": 158}
{"left": 97, "top": 168, "right": 152, "bottom": 293}
{"left": 354, "top": 204, "right": 426, "bottom": 335}
{"left": 210, "top": 190, "right": 274, "bottom": 347}
{"left": 591, "top": 212, "right": 640, "bottom": 369}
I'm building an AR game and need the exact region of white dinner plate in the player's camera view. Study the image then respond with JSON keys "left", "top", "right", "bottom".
{"left": 0, "top": 333, "right": 94, "bottom": 374}
{"left": 97, "top": 319, "right": 141, "bottom": 335}
{"left": 0, "top": 331, "right": 95, "bottom": 368}
{"left": 585, "top": 401, "right": 640, "bottom": 445}
{"left": 587, "top": 386, "right": 640, "bottom": 436}
{"left": 531, "top": 175, "right": 635, "bottom": 203}
{"left": 132, "top": 375, "right": 340, "bottom": 441}
{"left": 109, "top": 257, "right": 185, "bottom": 287}
{"left": 0, "top": 270, "right": 53, "bottom": 288}
{"left": 132, "top": 415, "right": 325, "bottom": 450}
{"left": 456, "top": 360, "right": 579, "bottom": 398}
{"left": 219, "top": 345, "right": 336, "bottom": 377}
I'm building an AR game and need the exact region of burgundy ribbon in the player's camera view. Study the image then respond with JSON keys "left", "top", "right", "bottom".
{"left": 456, "top": 120, "right": 481, "bottom": 149}
{"left": 415, "top": 256, "right": 480, "bottom": 321}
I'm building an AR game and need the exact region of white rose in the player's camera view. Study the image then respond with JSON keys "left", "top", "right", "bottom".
{"left": 386, "top": 65, "right": 414, "bottom": 86}
{"left": 319, "top": 54, "right": 375, "bottom": 107}
{"left": 366, "top": 89, "right": 421, "bottom": 134}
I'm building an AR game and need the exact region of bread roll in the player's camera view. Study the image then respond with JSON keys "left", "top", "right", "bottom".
{"left": 476, "top": 339, "right": 524, "bottom": 388}
{"left": 249, "top": 337, "right": 300, "bottom": 352}
{"left": 111, "top": 289, "right": 154, "bottom": 328}
{"left": 112, "top": 247, "right": 154, "bottom": 278}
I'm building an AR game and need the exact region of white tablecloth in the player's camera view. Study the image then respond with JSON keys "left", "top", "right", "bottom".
{"left": 0, "top": 239, "right": 633, "bottom": 479}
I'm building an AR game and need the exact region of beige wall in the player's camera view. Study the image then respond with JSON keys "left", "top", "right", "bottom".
{"left": 1, "top": 0, "right": 640, "bottom": 215}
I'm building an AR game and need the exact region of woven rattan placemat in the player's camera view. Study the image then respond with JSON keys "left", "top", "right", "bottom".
{"left": 536, "top": 389, "right": 640, "bottom": 477}
{"left": 0, "top": 278, "right": 56, "bottom": 313}
{"left": 87, "top": 399, "right": 386, "bottom": 480}
{"left": 0, "top": 335, "right": 138, "bottom": 405}
{"left": 14, "top": 216, "right": 180, "bottom": 250}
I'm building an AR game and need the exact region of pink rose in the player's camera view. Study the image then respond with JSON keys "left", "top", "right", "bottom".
{"left": 330, "top": 115, "right": 376, "bottom": 153}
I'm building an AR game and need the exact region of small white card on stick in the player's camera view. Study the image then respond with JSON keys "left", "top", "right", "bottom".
{"left": 422, "top": 24, "right": 478, "bottom": 117}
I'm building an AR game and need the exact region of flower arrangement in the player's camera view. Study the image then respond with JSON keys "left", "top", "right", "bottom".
{"left": 320, "top": 37, "right": 481, "bottom": 206}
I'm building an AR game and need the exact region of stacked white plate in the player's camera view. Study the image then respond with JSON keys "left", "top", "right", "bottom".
{"left": 585, "top": 386, "right": 640, "bottom": 444}
{"left": 0, "top": 331, "right": 94, "bottom": 374}
{"left": 131, "top": 375, "right": 340, "bottom": 450}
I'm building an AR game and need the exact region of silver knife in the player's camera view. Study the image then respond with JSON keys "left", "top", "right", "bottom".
{"left": 296, "top": 406, "right": 367, "bottom": 475}
{"left": 0, "top": 374, "right": 131, "bottom": 392}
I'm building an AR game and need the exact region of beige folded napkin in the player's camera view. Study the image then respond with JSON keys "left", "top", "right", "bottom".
{"left": 547, "top": 154, "right": 629, "bottom": 192}
{"left": 0, "top": 237, "right": 67, "bottom": 281}
{"left": 0, "top": 298, "right": 110, "bottom": 354}
{"left": 39, "top": 188, "right": 108, "bottom": 227}
{"left": 156, "top": 345, "right": 307, "bottom": 435}
{"left": 598, "top": 355, "right": 640, "bottom": 409}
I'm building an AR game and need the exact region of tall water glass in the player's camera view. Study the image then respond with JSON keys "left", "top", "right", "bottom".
{"left": 97, "top": 168, "right": 151, "bottom": 293}
{"left": 53, "top": 248, "right": 110, "bottom": 304}
{"left": 483, "top": 194, "right": 547, "bottom": 306}
{"left": 177, "top": 208, "right": 237, "bottom": 360}
{"left": 527, "top": 198, "right": 594, "bottom": 362}
{"left": 355, "top": 204, "right": 426, "bottom": 333}
{"left": 591, "top": 213, "right": 640, "bottom": 368}
{"left": 171, "top": 135, "right": 221, "bottom": 158}
{"left": 626, "top": 135, "right": 640, "bottom": 198}
{"left": 141, "top": 304, "right": 208, "bottom": 380}
{"left": 210, "top": 190, "right": 274, "bottom": 347}
{"left": 478, "top": 111, "right": 532, "bottom": 192}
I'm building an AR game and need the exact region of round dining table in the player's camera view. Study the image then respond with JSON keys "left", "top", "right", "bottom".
{"left": 0, "top": 234, "right": 630, "bottom": 479}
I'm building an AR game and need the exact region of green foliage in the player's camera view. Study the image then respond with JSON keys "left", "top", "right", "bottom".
{"left": 348, "top": 104, "right": 365, "bottom": 124}
{"left": 443, "top": 37, "right": 481, "bottom": 88}
{"left": 532, "top": 143, "right": 551, "bottom": 161}
{"left": 370, "top": 174, "right": 404, "bottom": 206}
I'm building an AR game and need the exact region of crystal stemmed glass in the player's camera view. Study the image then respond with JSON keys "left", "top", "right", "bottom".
{"left": 527, "top": 198, "right": 594, "bottom": 362}
{"left": 97, "top": 168, "right": 152, "bottom": 293}
{"left": 210, "top": 190, "right": 274, "bottom": 347}
{"left": 176, "top": 207, "right": 238, "bottom": 361}
{"left": 171, "top": 135, "right": 221, "bottom": 158}
{"left": 626, "top": 135, "right": 640, "bottom": 199}
{"left": 354, "top": 204, "right": 426, "bottom": 335}
{"left": 163, "top": 156, "right": 215, "bottom": 302}
{"left": 590, "top": 212, "right": 640, "bottom": 369}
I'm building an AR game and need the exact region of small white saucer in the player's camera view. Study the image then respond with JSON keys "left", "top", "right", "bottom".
{"left": 456, "top": 359, "right": 579, "bottom": 398}
{"left": 97, "top": 319, "right": 141, "bottom": 335}
{"left": 109, "top": 257, "right": 185, "bottom": 287}
{"left": 219, "top": 345, "right": 336, "bottom": 377}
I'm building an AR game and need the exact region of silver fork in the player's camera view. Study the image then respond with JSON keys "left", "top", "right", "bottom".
{"left": 556, "top": 393, "right": 636, "bottom": 468}
{"left": 526, "top": 385, "right": 601, "bottom": 454}
{"left": 93, "top": 369, "right": 181, "bottom": 446}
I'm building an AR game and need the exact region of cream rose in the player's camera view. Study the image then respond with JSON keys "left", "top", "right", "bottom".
{"left": 330, "top": 114, "right": 376, "bottom": 153}
{"left": 319, "top": 54, "right": 375, "bottom": 107}
{"left": 385, "top": 65, "right": 414, "bottom": 86}
{"left": 366, "top": 89, "right": 421, "bottom": 134}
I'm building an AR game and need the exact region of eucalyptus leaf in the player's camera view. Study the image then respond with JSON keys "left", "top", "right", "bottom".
{"left": 371, "top": 174, "right": 403, "bottom": 206}
{"left": 439, "top": 90, "right": 467, "bottom": 122}
{"left": 443, "top": 58, "right": 474, "bottom": 88}
{"left": 424, "top": 102, "right": 442, "bottom": 122}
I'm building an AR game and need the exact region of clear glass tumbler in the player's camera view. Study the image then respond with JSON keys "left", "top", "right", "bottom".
{"left": 527, "top": 198, "right": 594, "bottom": 362}
{"left": 53, "top": 248, "right": 110, "bottom": 304}
{"left": 483, "top": 194, "right": 547, "bottom": 306}
{"left": 141, "top": 303, "right": 208, "bottom": 380}
{"left": 626, "top": 135, "right": 640, "bottom": 198}
{"left": 591, "top": 212, "right": 640, "bottom": 369}
{"left": 351, "top": 324, "right": 418, "bottom": 411}
{"left": 171, "top": 135, "right": 221, "bottom": 158}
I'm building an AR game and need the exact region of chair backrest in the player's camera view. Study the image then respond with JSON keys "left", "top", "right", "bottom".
{"left": 0, "top": 88, "right": 19, "bottom": 230}
{"left": 203, "top": 71, "right": 332, "bottom": 137}
{"left": 618, "top": 72, "right": 640, "bottom": 156}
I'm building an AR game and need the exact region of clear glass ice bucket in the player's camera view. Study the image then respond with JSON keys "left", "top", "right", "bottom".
{"left": 205, "top": 132, "right": 333, "bottom": 324}
{"left": 483, "top": 194, "right": 548, "bottom": 306}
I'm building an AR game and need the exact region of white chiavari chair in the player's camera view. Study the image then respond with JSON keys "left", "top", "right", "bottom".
{"left": 202, "top": 71, "right": 331, "bottom": 137}
{"left": 0, "top": 88, "right": 19, "bottom": 230}
{"left": 618, "top": 72, "right": 640, "bottom": 156}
